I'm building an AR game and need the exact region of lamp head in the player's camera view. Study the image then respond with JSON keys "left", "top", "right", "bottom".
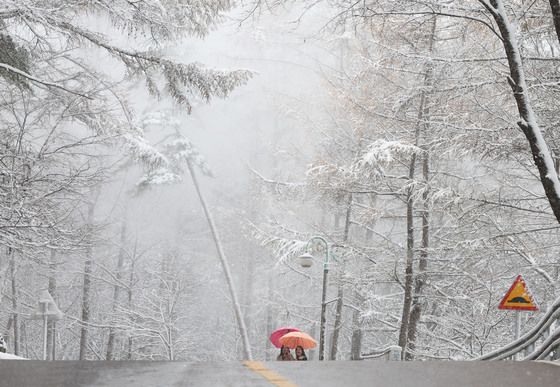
{"left": 298, "top": 253, "right": 314, "bottom": 268}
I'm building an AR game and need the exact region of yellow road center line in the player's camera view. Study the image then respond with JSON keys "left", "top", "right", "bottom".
{"left": 243, "top": 361, "right": 298, "bottom": 387}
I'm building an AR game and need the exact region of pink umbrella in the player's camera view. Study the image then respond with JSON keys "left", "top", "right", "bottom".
{"left": 269, "top": 327, "right": 301, "bottom": 348}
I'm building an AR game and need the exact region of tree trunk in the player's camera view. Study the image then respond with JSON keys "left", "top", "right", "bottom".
{"left": 265, "top": 273, "right": 274, "bottom": 361}
{"left": 127, "top": 236, "right": 138, "bottom": 361}
{"left": 365, "top": 194, "right": 377, "bottom": 241}
{"left": 8, "top": 248, "right": 19, "bottom": 356}
{"left": 329, "top": 280, "right": 344, "bottom": 360}
{"left": 106, "top": 215, "right": 127, "bottom": 360}
{"left": 79, "top": 191, "right": 98, "bottom": 360}
{"left": 242, "top": 253, "right": 255, "bottom": 344}
{"left": 79, "top": 240, "right": 93, "bottom": 360}
{"left": 330, "top": 193, "right": 352, "bottom": 360}
{"left": 308, "top": 322, "right": 318, "bottom": 361}
{"left": 350, "top": 292, "right": 364, "bottom": 360}
{"left": 186, "top": 160, "right": 252, "bottom": 360}
{"left": 47, "top": 249, "right": 57, "bottom": 360}
{"left": 398, "top": 154, "right": 417, "bottom": 358}
{"left": 241, "top": 221, "right": 257, "bottom": 348}
{"left": 482, "top": 0, "right": 560, "bottom": 223}
{"left": 406, "top": 152, "right": 430, "bottom": 360}
{"left": 549, "top": 0, "right": 560, "bottom": 45}
{"left": 405, "top": 16, "right": 436, "bottom": 361}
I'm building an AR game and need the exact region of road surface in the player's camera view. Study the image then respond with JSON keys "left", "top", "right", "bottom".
{"left": 0, "top": 360, "right": 558, "bottom": 387}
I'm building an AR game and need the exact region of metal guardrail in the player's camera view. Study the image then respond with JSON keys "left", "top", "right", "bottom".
{"left": 357, "top": 298, "right": 560, "bottom": 362}
{"left": 361, "top": 345, "right": 402, "bottom": 361}
{"left": 523, "top": 326, "right": 560, "bottom": 360}
{"left": 476, "top": 296, "right": 560, "bottom": 361}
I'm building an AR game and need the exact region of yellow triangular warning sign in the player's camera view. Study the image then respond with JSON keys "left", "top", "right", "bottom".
{"left": 498, "top": 275, "right": 538, "bottom": 311}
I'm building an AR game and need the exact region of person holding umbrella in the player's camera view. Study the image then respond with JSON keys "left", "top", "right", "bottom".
{"left": 277, "top": 345, "right": 294, "bottom": 361}
{"left": 270, "top": 327, "right": 300, "bottom": 361}
{"left": 270, "top": 327, "right": 315, "bottom": 361}
{"left": 279, "top": 331, "right": 316, "bottom": 362}
{"left": 295, "top": 346, "right": 307, "bottom": 361}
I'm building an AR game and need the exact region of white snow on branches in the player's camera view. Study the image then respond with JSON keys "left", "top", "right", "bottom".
{"left": 122, "top": 133, "right": 169, "bottom": 170}
{"left": 357, "top": 140, "right": 423, "bottom": 168}
{"left": 137, "top": 167, "right": 181, "bottom": 188}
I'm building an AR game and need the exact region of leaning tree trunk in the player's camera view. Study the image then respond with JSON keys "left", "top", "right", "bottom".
{"left": 481, "top": 0, "right": 560, "bottom": 223}
{"left": 241, "top": 206, "right": 258, "bottom": 347}
{"left": 186, "top": 160, "right": 252, "bottom": 360}
{"left": 242, "top": 251, "right": 256, "bottom": 343}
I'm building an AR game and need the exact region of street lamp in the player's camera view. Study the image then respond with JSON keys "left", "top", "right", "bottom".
{"left": 298, "top": 236, "right": 331, "bottom": 361}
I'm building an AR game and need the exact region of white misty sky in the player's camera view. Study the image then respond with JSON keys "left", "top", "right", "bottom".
{"left": 167, "top": 5, "right": 337, "bottom": 192}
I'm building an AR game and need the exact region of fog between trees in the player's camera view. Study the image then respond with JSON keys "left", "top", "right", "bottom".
{"left": 1, "top": 1, "right": 560, "bottom": 361}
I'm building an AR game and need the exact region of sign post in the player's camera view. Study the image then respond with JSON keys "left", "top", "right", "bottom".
{"left": 498, "top": 275, "right": 538, "bottom": 359}
{"left": 29, "top": 290, "right": 63, "bottom": 360}
{"left": 514, "top": 311, "right": 521, "bottom": 341}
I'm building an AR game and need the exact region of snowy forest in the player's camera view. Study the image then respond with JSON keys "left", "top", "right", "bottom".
{"left": 1, "top": 0, "right": 560, "bottom": 362}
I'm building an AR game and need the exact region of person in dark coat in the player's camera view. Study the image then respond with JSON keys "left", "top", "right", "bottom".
{"left": 295, "top": 346, "right": 307, "bottom": 361}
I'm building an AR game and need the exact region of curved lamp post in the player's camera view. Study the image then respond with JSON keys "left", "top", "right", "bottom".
{"left": 298, "top": 236, "right": 331, "bottom": 361}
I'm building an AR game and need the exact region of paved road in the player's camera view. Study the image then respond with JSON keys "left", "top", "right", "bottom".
{"left": 269, "top": 361, "right": 560, "bottom": 387}
{"left": 0, "top": 360, "right": 558, "bottom": 387}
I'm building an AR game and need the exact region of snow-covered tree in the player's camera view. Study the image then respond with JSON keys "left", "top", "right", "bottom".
{"left": 250, "top": 0, "right": 560, "bottom": 360}
{"left": 0, "top": 1, "right": 253, "bottom": 360}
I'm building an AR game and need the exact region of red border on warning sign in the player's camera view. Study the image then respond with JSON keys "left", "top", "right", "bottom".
{"left": 498, "top": 275, "right": 538, "bottom": 311}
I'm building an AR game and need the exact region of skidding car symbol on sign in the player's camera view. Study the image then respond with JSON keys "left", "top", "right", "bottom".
{"left": 498, "top": 275, "right": 538, "bottom": 311}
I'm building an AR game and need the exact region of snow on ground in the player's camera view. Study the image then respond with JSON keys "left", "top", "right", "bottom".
{"left": 0, "top": 353, "right": 27, "bottom": 360}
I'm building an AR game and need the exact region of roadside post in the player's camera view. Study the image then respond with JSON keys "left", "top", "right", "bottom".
{"left": 29, "top": 290, "right": 63, "bottom": 360}
{"left": 498, "top": 275, "right": 538, "bottom": 359}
